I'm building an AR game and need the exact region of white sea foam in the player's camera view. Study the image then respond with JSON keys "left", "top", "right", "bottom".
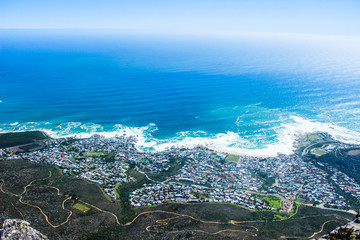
{"left": 137, "top": 115, "right": 360, "bottom": 157}
{"left": 1, "top": 116, "right": 360, "bottom": 158}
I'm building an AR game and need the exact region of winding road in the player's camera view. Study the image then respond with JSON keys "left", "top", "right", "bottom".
{"left": 0, "top": 170, "right": 353, "bottom": 238}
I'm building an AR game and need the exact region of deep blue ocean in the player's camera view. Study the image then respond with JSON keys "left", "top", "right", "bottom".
{"left": 1, "top": 30, "right": 360, "bottom": 156}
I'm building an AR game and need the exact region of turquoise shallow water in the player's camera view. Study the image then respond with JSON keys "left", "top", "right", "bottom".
{"left": 1, "top": 30, "right": 360, "bottom": 156}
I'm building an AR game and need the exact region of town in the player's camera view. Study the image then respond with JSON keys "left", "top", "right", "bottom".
{"left": 1, "top": 132, "right": 359, "bottom": 213}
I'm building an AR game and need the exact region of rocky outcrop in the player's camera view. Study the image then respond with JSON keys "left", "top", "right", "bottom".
{"left": 0, "top": 219, "right": 48, "bottom": 240}
{"left": 319, "top": 215, "right": 360, "bottom": 239}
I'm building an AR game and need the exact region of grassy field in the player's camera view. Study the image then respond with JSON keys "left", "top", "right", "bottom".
{"left": 225, "top": 155, "right": 240, "bottom": 162}
{"left": 313, "top": 149, "right": 327, "bottom": 156}
{"left": 257, "top": 195, "right": 282, "bottom": 209}
{"left": 73, "top": 203, "right": 90, "bottom": 213}
{"left": 307, "top": 134, "right": 321, "bottom": 141}
{"left": 87, "top": 152, "right": 105, "bottom": 157}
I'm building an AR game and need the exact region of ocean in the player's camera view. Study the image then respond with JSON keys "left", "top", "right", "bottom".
{"left": 1, "top": 30, "right": 360, "bottom": 156}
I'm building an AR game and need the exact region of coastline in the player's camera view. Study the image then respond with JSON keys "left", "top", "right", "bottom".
{"left": 2, "top": 129, "right": 360, "bottom": 218}
{"left": 0, "top": 129, "right": 295, "bottom": 157}
{"left": 1, "top": 114, "right": 360, "bottom": 158}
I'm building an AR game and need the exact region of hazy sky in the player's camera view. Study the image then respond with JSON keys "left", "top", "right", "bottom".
{"left": 1, "top": 0, "right": 360, "bottom": 36}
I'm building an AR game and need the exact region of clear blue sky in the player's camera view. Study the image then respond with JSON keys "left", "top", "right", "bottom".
{"left": 1, "top": 0, "right": 360, "bottom": 36}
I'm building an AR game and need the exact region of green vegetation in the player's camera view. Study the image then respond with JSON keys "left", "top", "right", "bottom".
{"left": 307, "top": 134, "right": 321, "bottom": 141}
{"left": 307, "top": 157, "right": 360, "bottom": 210}
{"left": 295, "top": 133, "right": 330, "bottom": 154}
{"left": 225, "top": 155, "right": 240, "bottom": 162}
{"left": 0, "top": 159, "right": 52, "bottom": 194}
{"left": 87, "top": 152, "right": 105, "bottom": 157}
{"left": 115, "top": 157, "right": 185, "bottom": 222}
{"left": 72, "top": 203, "right": 90, "bottom": 213}
{"left": 313, "top": 149, "right": 327, "bottom": 156}
{"left": 145, "top": 157, "right": 186, "bottom": 182}
{"left": 104, "top": 152, "right": 116, "bottom": 162}
{"left": 289, "top": 204, "right": 297, "bottom": 215}
{"left": 328, "top": 177, "right": 360, "bottom": 210}
{"left": 1, "top": 159, "right": 356, "bottom": 240}
{"left": 115, "top": 167, "right": 152, "bottom": 222}
{"left": 132, "top": 203, "right": 354, "bottom": 239}
{"left": 0, "top": 159, "right": 123, "bottom": 239}
{"left": 87, "top": 152, "right": 116, "bottom": 162}
{"left": 325, "top": 226, "right": 359, "bottom": 239}
{"left": 257, "top": 195, "right": 281, "bottom": 209}
{"left": 0, "top": 131, "right": 48, "bottom": 148}
{"left": 309, "top": 147, "right": 360, "bottom": 184}
{"left": 65, "top": 145, "right": 78, "bottom": 152}
{"left": 273, "top": 213, "right": 287, "bottom": 220}
{"left": 257, "top": 171, "right": 276, "bottom": 189}
{"left": 191, "top": 191, "right": 210, "bottom": 199}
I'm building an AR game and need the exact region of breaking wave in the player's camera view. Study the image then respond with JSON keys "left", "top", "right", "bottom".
{"left": 1, "top": 115, "right": 360, "bottom": 157}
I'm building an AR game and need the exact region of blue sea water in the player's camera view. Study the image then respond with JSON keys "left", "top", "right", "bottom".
{"left": 1, "top": 30, "right": 360, "bottom": 156}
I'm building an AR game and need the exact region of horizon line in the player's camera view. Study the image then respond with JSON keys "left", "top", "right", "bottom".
{"left": 1, "top": 28, "right": 360, "bottom": 40}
